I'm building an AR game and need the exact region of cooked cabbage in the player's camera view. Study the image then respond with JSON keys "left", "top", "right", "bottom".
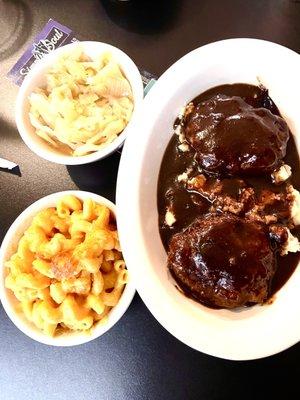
{"left": 28, "top": 49, "right": 134, "bottom": 156}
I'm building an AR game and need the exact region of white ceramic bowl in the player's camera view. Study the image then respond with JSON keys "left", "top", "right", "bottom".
{"left": 15, "top": 41, "right": 144, "bottom": 165}
{"left": 0, "top": 190, "right": 135, "bottom": 346}
{"left": 117, "top": 38, "right": 300, "bottom": 360}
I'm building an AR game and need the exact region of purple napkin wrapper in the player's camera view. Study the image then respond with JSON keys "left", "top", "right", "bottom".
{"left": 7, "top": 19, "right": 157, "bottom": 91}
{"left": 7, "top": 19, "right": 77, "bottom": 86}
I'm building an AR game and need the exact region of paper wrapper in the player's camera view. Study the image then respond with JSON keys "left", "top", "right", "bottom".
{"left": 7, "top": 18, "right": 157, "bottom": 91}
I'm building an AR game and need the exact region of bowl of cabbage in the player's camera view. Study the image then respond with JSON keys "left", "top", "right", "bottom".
{"left": 15, "top": 41, "right": 144, "bottom": 165}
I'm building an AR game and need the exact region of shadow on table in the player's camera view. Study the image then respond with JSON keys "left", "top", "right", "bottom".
{"left": 66, "top": 151, "right": 121, "bottom": 202}
{"left": 0, "top": 118, "right": 19, "bottom": 140}
{"left": 100, "top": 0, "right": 183, "bottom": 34}
{"left": 0, "top": 165, "right": 21, "bottom": 176}
{"left": 0, "top": 117, "right": 22, "bottom": 176}
{"left": 0, "top": 1, "right": 32, "bottom": 61}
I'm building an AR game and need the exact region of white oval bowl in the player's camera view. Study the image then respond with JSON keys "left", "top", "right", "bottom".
{"left": 0, "top": 190, "right": 135, "bottom": 346}
{"left": 116, "top": 38, "right": 300, "bottom": 360}
{"left": 16, "top": 41, "right": 144, "bottom": 165}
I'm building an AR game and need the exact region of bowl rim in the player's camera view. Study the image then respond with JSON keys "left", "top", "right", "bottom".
{"left": 116, "top": 38, "right": 300, "bottom": 360}
{"left": 15, "top": 40, "right": 144, "bottom": 165}
{"left": 0, "top": 190, "right": 136, "bottom": 346}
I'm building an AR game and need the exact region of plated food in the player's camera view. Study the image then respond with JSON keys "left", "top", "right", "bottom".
{"left": 4, "top": 194, "right": 126, "bottom": 336}
{"left": 29, "top": 49, "right": 134, "bottom": 156}
{"left": 158, "top": 83, "right": 300, "bottom": 309}
{"left": 15, "top": 41, "right": 144, "bottom": 165}
{"left": 0, "top": 191, "right": 135, "bottom": 345}
{"left": 117, "top": 38, "right": 300, "bottom": 359}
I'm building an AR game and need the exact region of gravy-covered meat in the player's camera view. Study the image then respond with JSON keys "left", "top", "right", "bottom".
{"left": 187, "top": 174, "right": 293, "bottom": 225}
{"left": 187, "top": 174, "right": 254, "bottom": 215}
{"left": 168, "top": 214, "right": 276, "bottom": 308}
{"left": 184, "top": 95, "right": 289, "bottom": 176}
{"left": 158, "top": 83, "right": 300, "bottom": 309}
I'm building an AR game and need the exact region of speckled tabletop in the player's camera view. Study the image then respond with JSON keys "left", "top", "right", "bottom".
{"left": 0, "top": 1, "right": 300, "bottom": 399}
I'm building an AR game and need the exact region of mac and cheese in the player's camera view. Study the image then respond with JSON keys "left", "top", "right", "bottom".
{"left": 5, "top": 195, "right": 128, "bottom": 336}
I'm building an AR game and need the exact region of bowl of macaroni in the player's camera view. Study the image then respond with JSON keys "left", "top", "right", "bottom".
{"left": 15, "top": 41, "right": 144, "bottom": 165}
{"left": 0, "top": 191, "right": 135, "bottom": 346}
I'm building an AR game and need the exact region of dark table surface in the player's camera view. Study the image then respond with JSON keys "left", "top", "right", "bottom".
{"left": 0, "top": 1, "right": 300, "bottom": 399}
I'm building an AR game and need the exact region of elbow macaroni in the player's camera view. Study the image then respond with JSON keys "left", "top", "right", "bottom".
{"left": 5, "top": 195, "right": 128, "bottom": 337}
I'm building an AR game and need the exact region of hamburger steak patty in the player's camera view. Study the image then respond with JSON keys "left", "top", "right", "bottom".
{"left": 168, "top": 214, "right": 276, "bottom": 308}
{"left": 184, "top": 95, "right": 289, "bottom": 176}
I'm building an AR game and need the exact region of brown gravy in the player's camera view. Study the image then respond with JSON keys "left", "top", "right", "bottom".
{"left": 157, "top": 83, "right": 300, "bottom": 298}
